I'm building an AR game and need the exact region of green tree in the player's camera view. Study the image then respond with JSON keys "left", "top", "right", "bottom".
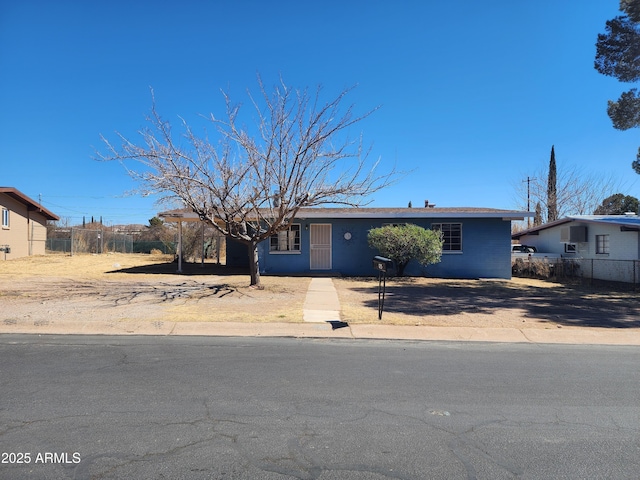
{"left": 367, "top": 224, "right": 443, "bottom": 276}
{"left": 594, "top": 193, "right": 640, "bottom": 214}
{"left": 547, "top": 145, "right": 558, "bottom": 222}
{"left": 148, "top": 216, "right": 164, "bottom": 228}
{"left": 595, "top": 0, "right": 640, "bottom": 173}
{"left": 534, "top": 202, "right": 543, "bottom": 226}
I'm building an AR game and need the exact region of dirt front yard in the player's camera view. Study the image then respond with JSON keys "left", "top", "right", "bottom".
{"left": 335, "top": 277, "right": 640, "bottom": 329}
{"left": 1, "top": 253, "right": 639, "bottom": 330}
{"left": 0, "top": 253, "right": 309, "bottom": 325}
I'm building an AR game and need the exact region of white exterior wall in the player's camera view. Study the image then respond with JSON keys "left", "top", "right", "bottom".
{"left": 584, "top": 223, "right": 638, "bottom": 260}
{"left": 519, "top": 227, "right": 570, "bottom": 255}
{"left": 518, "top": 222, "right": 639, "bottom": 260}
{"left": 517, "top": 220, "right": 640, "bottom": 283}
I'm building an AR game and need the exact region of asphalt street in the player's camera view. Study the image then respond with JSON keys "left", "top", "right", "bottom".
{"left": 0, "top": 335, "right": 639, "bottom": 479}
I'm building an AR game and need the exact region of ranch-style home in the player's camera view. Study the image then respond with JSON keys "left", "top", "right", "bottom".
{"left": 161, "top": 206, "right": 530, "bottom": 279}
{"left": 512, "top": 214, "right": 640, "bottom": 283}
{"left": 0, "top": 187, "right": 59, "bottom": 260}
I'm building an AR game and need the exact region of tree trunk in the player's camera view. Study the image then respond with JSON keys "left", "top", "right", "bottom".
{"left": 396, "top": 261, "right": 407, "bottom": 277}
{"left": 248, "top": 241, "right": 261, "bottom": 288}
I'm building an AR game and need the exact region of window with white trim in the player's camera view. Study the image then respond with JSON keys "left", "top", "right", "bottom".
{"left": 269, "top": 224, "right": 301, "bottom": 253}
{"left": 595, "top": 234, "right": 609, "bottom": 254}
{"left": 432, "top": 223, "right": 462, "bottom": 251}
{"left": 382, "top": 223, "right": 407, "bottom": 228}
{"left": 1, "top": 208, "right": 9, "bottom": 229}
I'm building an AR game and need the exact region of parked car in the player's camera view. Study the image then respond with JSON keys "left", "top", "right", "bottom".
{"left": 511, "top": 244, "right": 537, "bottom": 254}
{"left": 511, "top": 244, "right": 561, "bottom": 260}
{"left": 511, "top": 244, "right": 563, "bottom": 276}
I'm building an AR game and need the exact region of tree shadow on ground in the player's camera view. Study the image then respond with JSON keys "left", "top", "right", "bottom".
{"left": 106, "top": 261, "right": 249, "bottom": 276}
{"left": 348, "top": 279, "right": 640, "bottom": 329}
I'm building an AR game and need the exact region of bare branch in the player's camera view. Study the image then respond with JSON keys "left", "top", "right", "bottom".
{"left": 96, "top": 77, "right": 398, "bottom": 286}
{"left": 513, "top": 161, "right": 627, "bottom": 223}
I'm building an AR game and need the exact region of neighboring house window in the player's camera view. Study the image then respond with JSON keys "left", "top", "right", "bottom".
{"left": 595, "top": 234, "right": 609, "bottom": 254}
{"left": 1, "top": 208, "right": 8, "bottom": 229}
{"left": 564, "top": 243, "right": 576, "bottom": 253}
{"left": 432, "top": 223, "right": 462, "bottom": 251}
{"left": 270, "top": 224, "right": 301, "bottom": 253}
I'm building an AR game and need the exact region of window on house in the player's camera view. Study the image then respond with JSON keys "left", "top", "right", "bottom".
{"left": 382, "top": 223, "right": 407, "bottom": 228}
{"left": 595, "top": 234, "right": 609, "bottom": 254}
{"left": 564, "top": 243, "right": 577, "bottom": 253}
{"left": 432, "top": 223, "right": 462, "bottom": 251}
{"left": 1, "top": 208, "right": 8, "bottom": 228}
{"left": 269, "top": 224, "right": 301, "bottom": 253}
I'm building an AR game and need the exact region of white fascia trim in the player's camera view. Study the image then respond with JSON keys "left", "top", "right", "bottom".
{"left": 160, "top": 210, "right": 532, "bottom": 222}
{"left": 296, "top": 212, "right": 531, "bottom": 220}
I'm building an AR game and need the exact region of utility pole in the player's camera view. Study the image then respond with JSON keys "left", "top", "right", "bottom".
{"left": 523, "top": 177, "right": 536, "bottom": 228}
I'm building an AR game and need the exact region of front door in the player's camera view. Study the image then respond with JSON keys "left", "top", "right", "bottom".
{"left": 310, "top": 224, "right": 332, "bottom": 270}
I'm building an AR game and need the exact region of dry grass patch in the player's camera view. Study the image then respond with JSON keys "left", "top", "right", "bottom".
{"left": 0, "top": 252, "right": 175, "bottom": 279}
{"left": 3, "top": 254, "right": 640, "bottom": 328}
{"left": 0, "top": 253, "right": 310, "bottom": 324}
{"left": 334, "top": 276, "right": 640, "bottom": 329}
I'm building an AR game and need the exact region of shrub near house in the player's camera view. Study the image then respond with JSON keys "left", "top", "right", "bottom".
{"left": 368, "top": 224, "right": 443, "bottom": 276}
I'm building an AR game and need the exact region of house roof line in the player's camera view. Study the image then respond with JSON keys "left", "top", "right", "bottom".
{"left": 0, "top": 187, "right": 60, "bottom": 221}
{"left": 512, "top": 214, "right": 640, "bottom": 239}
{"left": 159, "top": 207, "right": 531, "bottom": 223}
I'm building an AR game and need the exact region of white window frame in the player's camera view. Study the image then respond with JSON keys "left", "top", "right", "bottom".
{"left": 382, "top": 222, "right": 407, "bottom": 228}
{"left": 432, "top": 223, "right": 462, "bottom": 253}
{"left": 1, "top": 208, "right": 9, "bottom": 229}
{"left": 269, "top": 224, "right": 301, "bottom": 254}
{"left": 595, "top": 234, "right": 609, "bottom": 255}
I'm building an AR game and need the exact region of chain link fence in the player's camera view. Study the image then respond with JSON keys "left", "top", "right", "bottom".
{"left": 513, "top": 257, "right": 640, "bottom": 289}
{"left": 46, "top": 228, "right": 198, "bottom": 257}
{"left": 132, "top": 241, "right": 176, "bottom": 254}
{"left": 47, "top": 228, "right": 134, "bottom": 254}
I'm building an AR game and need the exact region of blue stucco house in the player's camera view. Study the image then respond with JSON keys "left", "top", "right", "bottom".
{"left": 163, "top": 207, "right": 528, "bottom": 279}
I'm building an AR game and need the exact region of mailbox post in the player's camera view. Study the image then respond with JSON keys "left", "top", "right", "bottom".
{"left": 372, "top": 256, "right": 393, "bottom": 319}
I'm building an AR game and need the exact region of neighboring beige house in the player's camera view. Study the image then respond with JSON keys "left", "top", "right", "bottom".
{"left": 0, "top": 187, "right": 59, "bottom": 260}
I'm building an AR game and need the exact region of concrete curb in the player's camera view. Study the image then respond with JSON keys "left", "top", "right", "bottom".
{"left": 2, "top": 318, "right": 640, "bottom": 345}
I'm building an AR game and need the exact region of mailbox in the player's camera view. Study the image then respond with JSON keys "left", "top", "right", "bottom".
{"left": 372, "top": 256, "right": 393, "bottom": 320}
{"left": 372, "top": 256, "right": 393, "bottom": 273}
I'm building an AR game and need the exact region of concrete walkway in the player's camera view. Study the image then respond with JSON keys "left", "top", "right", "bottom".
{"left": 303, "top": 278, "right": 341, "bottom": 323}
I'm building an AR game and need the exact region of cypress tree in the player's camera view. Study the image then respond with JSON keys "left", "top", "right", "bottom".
{"left": 534, "top": 202, "right": 543, "bottom": 226}
{"left": 547, "top": 145, "right": 558, "bottom": 222}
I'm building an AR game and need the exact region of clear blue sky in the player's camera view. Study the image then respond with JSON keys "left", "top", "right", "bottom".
{"left": 1, "top": 1, "right": 637, "bottom": 226}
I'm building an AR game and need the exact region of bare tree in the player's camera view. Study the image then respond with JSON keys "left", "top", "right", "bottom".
{"left": 98, "top": 77, "right": 396, "bottom": 287}
{"left": 514, "top": 162, "right": 624, "bottom": 225}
